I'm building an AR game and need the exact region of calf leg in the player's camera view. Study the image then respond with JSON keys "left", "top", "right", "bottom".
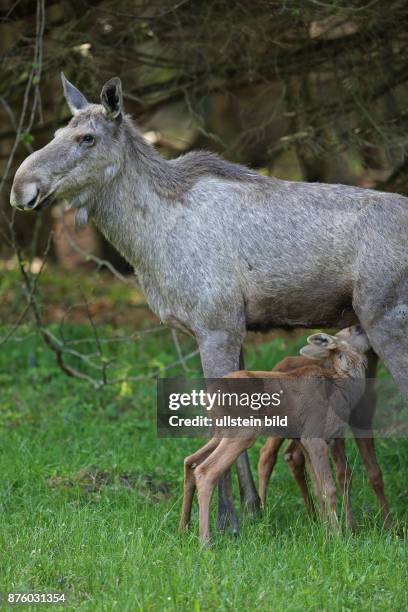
{"left": 330, "top": 438, "right": 355, "bottom": 530}
{"left": 301, "top": 438, "right": 339, "bottom": 531}
{"left": 285, "top": 440, "right": 316, "bottom": 517}
{"left": 195, "top": 437, "right": 256, "bottom": 545}
{"left": 179, "top": 437, "right": 220, "bottom": 531}
{"left": 258, "top": 437, "right": 285, "bottom": 507}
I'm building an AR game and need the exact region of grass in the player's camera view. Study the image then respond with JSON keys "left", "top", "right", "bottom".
{"left": 0, "top": 323, "right": 407, "bottom": 611}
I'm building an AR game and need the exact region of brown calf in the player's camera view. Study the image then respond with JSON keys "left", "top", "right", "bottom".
{"left": 180, "top": 325, "right": 370, "bottom": 545}
{"left": 258, "top": 352, "right": 391, "bottom": 529}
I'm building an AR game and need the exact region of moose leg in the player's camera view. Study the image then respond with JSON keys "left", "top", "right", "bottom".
{"left": 258, "top": 437, "right": 285, "bottom": 507}
{"left": 236, "top": 348, "right": 261, "bottom": 516}
{"left": 198, "top": 330, "right": 259, "bottom": 533}
{"left": 216, "top": 470, "right": 238, "bottom": 534}
{"left": 236, "top": 453, "right": 260, "bottom": 515}
{"left": 330, "top": 438, "right": 355, "bottom": 530}
{"left": 284, "top": 440, "right": 316, "bottom": 517}
{"left": 179, "top": 437, "right": 220, "bottom": 531}
{"left": 195, "top": 437, "right": 256, "bottom": 545}
{"left": 348, "top": 350, "right": 392, "bottom": 527}
{"left": 301, "top": 438, "right": 339, "bottom": 531}
{"left": 356, "top": 280, "right": 408, "bottom": 398}
{"left": 354, "top": 437, "right": 392, "bottom": 528}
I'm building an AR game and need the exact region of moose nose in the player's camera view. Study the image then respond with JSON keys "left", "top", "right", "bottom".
{"left": 10, "top": 181, "right": 39, "bottom": 211}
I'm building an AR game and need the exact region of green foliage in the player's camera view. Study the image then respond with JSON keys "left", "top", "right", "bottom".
{"left": 19, "top": 132, "right": 34, "bottom": 148}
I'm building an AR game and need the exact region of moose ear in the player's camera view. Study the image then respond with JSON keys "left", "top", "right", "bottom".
{"left": 100, "top": 77, "right": 123, "bottom": 120}
{"left": 61, "top": 73, "right": 88, "bottom": 115}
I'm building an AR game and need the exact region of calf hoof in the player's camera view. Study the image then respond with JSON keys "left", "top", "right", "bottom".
{"left": 200, "top": 536, "right": 213, "bottom": 548}
{"left": 178, "top": 522, "right": 190, "bottom": 532}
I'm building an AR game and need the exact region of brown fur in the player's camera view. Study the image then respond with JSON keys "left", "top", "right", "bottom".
{"left": 179, "top": 327, "right": 369, "bottom": 544}
{"left": 258, "top": 355, "right": 391, "bottom": 529}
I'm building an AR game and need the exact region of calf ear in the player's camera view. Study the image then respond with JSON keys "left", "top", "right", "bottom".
{"left": 101, "top": 77, "right": 123, "bottom": 120}
{"left": 307, "top": 332, "right": 338, "bottom": 349}
{"left": 299, "top": 344, "right": 330, "bottom": 360}
{"left": 61, "top": 73, "right": 88, "bottom": 115}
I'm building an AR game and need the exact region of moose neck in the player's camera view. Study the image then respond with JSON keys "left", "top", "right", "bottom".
{"left": 89, "top": 122, "right": 174, "bottom": 273}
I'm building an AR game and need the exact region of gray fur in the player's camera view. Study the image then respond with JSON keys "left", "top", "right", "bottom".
{"left": 10, "top": 76, "right": 408, "bottom": 529}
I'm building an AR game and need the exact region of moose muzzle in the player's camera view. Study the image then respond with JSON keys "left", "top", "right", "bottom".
{"left": 10, "top": 151, "right": 57, "bottom": 212}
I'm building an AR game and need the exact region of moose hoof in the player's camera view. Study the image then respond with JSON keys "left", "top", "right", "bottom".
{"left": 241, "top": 494, "right": 261, "bottom": 518}
{"left": 216, "top": 509, "right": 240, "bottom": 536}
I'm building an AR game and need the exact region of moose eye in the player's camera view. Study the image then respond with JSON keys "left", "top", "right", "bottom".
{"left": 81, "top": 134, "right": 95, "bottom": 145}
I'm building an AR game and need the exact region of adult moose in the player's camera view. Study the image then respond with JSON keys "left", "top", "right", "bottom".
{"left": 10, "top": 75, "right": 405, "bottom": 533}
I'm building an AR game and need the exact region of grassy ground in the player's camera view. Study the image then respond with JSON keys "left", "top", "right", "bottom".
{"left": 0, "top": 323, "right": 407, "bottom": 611}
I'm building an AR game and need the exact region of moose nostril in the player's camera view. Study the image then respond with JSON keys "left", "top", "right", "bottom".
{"left": 26, "top": 191, "right": 39, "bottom": 208}
{"left": 10, "top": 182, "right": 39, "bottom": 210}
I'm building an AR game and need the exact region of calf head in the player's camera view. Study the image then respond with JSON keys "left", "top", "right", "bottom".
{"left": 299, "top": 325, "right": 370, "bottom": 376}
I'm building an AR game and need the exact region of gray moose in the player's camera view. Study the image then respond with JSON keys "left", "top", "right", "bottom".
{"left": 10, "top": 75, "right": 407, "bottom": 533}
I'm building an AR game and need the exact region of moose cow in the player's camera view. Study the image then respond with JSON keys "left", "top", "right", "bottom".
{"left": 10, "top": 75, "right": 407, "bottom": 533}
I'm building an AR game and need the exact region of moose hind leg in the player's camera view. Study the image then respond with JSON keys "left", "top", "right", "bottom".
{"left": 349, "top": 350, "right": 392, "bottom": 526}
{"left": 356, "top": 282, "right": 408, "bottom": 400}
{"left": 355, "top": 437, "right": 392, "bottom": 528}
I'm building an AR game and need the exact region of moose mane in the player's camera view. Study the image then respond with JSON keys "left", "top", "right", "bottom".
{"left": 122, "top": 114, "right": 273, "bottom": 199}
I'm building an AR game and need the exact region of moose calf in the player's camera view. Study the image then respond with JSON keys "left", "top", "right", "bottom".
{"left": 258, "top": 329, "right": 391, "bottom": 530}
{"left": 180, "top": 325, "right": 370, "bottom": 545}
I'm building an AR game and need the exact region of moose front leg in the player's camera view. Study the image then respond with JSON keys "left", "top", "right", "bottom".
{"left": 198, "top": 331, "right": 260, "bottom": 533}
{"left": 236, "top": 347, "right": 261, "bottom": 516}
{"left": 236, "top": 451, "right": 261, "bottom": 516}
{"left": 216, "top": 469, "right": 239, "bottom": 534}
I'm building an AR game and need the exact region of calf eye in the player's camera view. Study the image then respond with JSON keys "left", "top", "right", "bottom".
{"left": 81, "top": 134, "right": 95, "bottom": 145}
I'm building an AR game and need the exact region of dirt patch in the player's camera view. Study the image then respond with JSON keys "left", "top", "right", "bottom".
{"left": 46, "top": 468, "right": 171, "bottom": 501}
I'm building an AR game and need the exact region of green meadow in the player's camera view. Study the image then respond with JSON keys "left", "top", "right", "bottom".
{"left": 0, "top": 310, "right": 407, "bottom": 611}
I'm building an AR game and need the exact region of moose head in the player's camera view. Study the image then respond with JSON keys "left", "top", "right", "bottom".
{"left": 10, "top": 74, "right": 125, "bottom": 224}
